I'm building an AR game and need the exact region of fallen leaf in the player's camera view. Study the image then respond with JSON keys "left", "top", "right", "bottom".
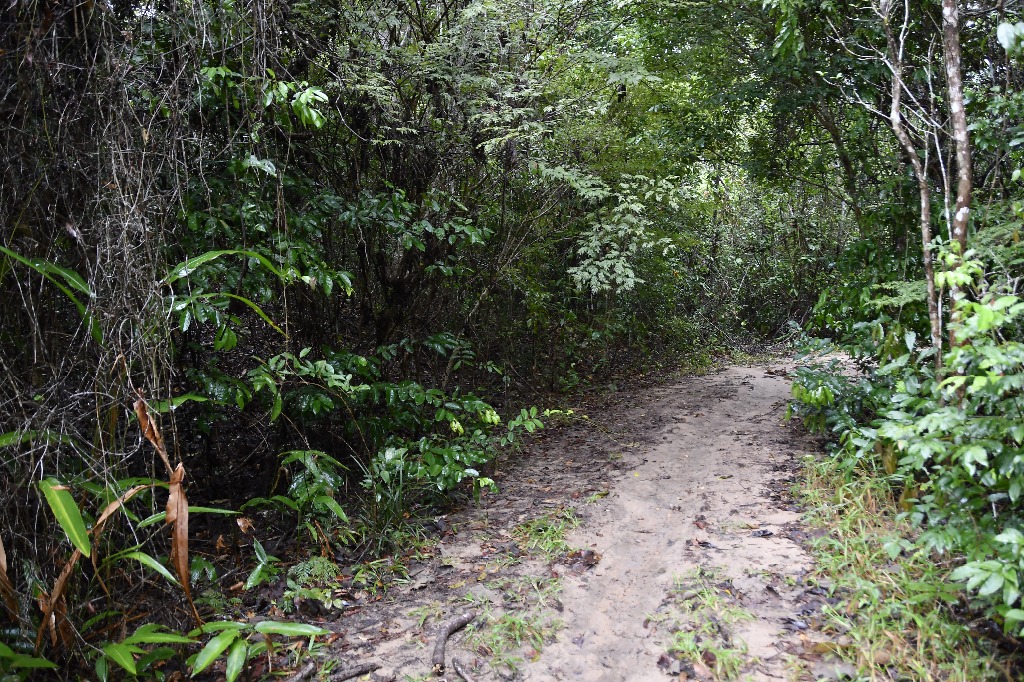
{"left": 810, "top": 641, "right": 841, "bottom": 655}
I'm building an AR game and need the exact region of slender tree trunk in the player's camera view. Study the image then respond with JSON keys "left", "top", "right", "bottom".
{"left": 941, "top": 0, "right": 973, "bottom": 346}
{"left": 882, "top": 5, "right": 943, "bottom": 369}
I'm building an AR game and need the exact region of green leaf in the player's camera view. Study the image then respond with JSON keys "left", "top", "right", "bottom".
{"left": 1004, "top": 608, "right": 1024, "bottom": 625}
{"left": 271, "top": 391, "right": 283, "bottom": 421}
{"left": 252, "top": 621, "right": 329, "bottom": 637}
{"left": 0, "top": 429, "right": 74, "bottom": 450}
{"left": 137, "top": 505, "right": 238, "bottom": 529}
{"left": 313, "top": 495, "right": 348, "bottom": 522}
{"left": 191, "top": 629, "right": 242, "bottom": 676}
{"left": 119, "top": 551, "right": 180, "bottom": 586}
{"left": 164, "top": 249, "right": 285, "bottom": 285}
{"left": 102, "top": 643, "right": 138, "bottom": 675}
{"left": 224, "top": 639, "right": 248, "bottom": 682}
{"left": 0, "top": 430, "right": 30, "bottom": 448}
{"left": 39, "top": 478, "right": 91, "bottom": 557}
{"left": 241, "top": 155, "right": 277, "bottom": 176}
{"left": 950, "top": 564, "right": 978, "bottom": 582}
{"left": 194, "top": 292, "right": 284, "bottom": 335}
{"left": 150, "top": 393, "right": 212, "bottom": 413}
{"left": 979, "top": 572, "right": 1004, "bottom": 597}
{"left": 187, "top": 621, "right": 247, "bottom": 637}
{"left": 253, "top": 539, "right": 269, "bottom": 564}
{"left": 0, "top": 245, "right": 102, "bottom": 343}
{"left": 123, "top": 623, "right": 195, "bottom": 646}
{"left": 5, "top": 653, "right": 58, "bottom": 669}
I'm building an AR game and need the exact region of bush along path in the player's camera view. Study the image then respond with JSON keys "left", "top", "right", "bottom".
{"left": 289, "top": 362, "right": 853, "bottom": 682}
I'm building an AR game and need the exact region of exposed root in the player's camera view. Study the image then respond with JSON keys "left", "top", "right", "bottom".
{"left": 431, "top": 611, "right": 477, "bottom": 676}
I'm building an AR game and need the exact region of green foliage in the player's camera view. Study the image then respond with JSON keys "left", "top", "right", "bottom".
{"left": 279, "top": 556, "right": 345, "bottom": 614}
{"left": 8, "top": 0, "right": 1012, "bottom": 672}
{"left": 186, "top": 620, "right": 328, "bottom": 682}
{"left": 243, "top": 449, "right": 352, "bottom": 548}
{"left": 244, "top": 540, "right": 282, "bottom": 591}
{"left": 791, "top": 252, "right": 1024, "bottom": 632}
{"left": 91, "top": 623, "right": 195, "bottom": 681}
{"left": 0, "top": 643, "right": 56, "bottom": 680}
{"left": 0, "top": 245, "right": 101, "bottom": 344}
{"left": 513, "top": 508, "right": 580, "bottom": 561}
{"left": 38, "top": 478, "right": 92, "bottom": 558}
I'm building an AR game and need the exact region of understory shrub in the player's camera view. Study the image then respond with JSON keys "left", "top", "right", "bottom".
{"left": 791, "top": 250, "right": 1024, "bottom": 632}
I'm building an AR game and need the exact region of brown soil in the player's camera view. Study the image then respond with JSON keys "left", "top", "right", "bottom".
{"left": 317, "top": 363, "right": 837, "bottom": 681}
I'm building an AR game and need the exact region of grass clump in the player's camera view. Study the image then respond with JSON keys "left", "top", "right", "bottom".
{"left": 463, "top": 605, "right": 562, "bottom": 675}
{"left": 653, "top": 567, "right": 755, "bottom": 681}
{"left": 799, "top": 458, "right": 1015, "bottom": 681}
{"left": 513, "top": 507, "right": 580, "bottom": 561}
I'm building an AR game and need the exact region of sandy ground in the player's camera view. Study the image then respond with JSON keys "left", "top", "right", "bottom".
{"left": 320, "top": 364, "right": 836, "bottom": 681}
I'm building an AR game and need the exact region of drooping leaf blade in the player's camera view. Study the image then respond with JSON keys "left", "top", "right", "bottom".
{"left": 224, "top": 638, "right": 248, "bottom": 682}
{"left": 38, "top": 479, "right": 91, "bottom": 558}
{"left": 191, "top": 629, "right": 241, "bottom": 676}
{"left": 252, "top": 621, "right": 329, "bottom": 637}
{"left": 102, "top": 643, "right": 138, "bottom": 675}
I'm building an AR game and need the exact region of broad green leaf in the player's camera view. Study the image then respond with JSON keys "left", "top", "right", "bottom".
{"left": 253, "top": 539, "right": 268, "bottom": 563}
{"left": 252, "top": 621, "right": 329, "bottom": 637}
{"left": 191, "top": 629, "right": 241, "bottom": 676}
{"left": 1004, "top": 608, "right": 1024, "bottom": 625}
{"left": 124, "top": 623, "right": 195, "bottom": 646}
{"left": 188, "top": 621, "right": 247, "bottom": 637}
{"left": 0, "top": 245, "right": 102, "bottom": 344}
{"left": 0, "top": 429, "right": 73, "bottom": 449}
{"left": 313, "top": 495, "right": 348, "bottom": 522}
{"left": 6, "top": 653, "right": 58, "bottom": 669}
{"left": 979, "top": 572, "right": 1004, "bottom": 597}
{"left": 151, "top": 394, "right": 212, "bottom": 413}
{"left": 225, "top": 639, "right": 248, "bottom": 682}
{"left": 102, "top": 643, "right": 138, "bottom": 675}
{"left": 271, "top": 392, "right": 283, "bottom": 421}
{"left": 950, "top": 564, "right": 979, "bottom": 582}
{"left": 39, "top": 478, "right": 91, "bottom": 557}
{"left": 0, "top": 430, "right": 35, "bottom": 448}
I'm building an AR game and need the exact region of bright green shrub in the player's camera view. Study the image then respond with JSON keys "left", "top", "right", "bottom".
{"left": 792, "top": 252, "right": 1024, "bottom": 631}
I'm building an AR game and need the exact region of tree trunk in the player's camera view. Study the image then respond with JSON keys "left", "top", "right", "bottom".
{"left": 882, "top": 5, "right": 943, "bottom": 369}
{"left": 941, "top": 0, "right": 973, "bottom": 347}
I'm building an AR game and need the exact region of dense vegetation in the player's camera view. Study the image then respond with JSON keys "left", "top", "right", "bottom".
{"left": 1, "top": 0, "right": 1022, "bottom": 677}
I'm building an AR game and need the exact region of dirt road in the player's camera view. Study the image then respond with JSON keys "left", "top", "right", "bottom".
{"left": 325, "top": 364, "right": 833, "bottom": 681}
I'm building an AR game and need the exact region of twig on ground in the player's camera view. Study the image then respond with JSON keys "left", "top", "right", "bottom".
{"left": 284, "top": 662, "right": 317, "bottom": 682}
{"left": 452, "top": 657, "right": 477, "bottom": 682}
{"left": 431, "top": 611, "right": 477, "bottom": 675}
{"left": 328, "top": 661, "right": 381, "bottom": 681}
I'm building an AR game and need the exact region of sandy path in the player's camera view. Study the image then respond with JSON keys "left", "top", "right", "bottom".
{"left": 326, "top": 365, "right": 828, "bottom": 681}
{"left": 522, "top": 366, "right": 816, "bottom": 681}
